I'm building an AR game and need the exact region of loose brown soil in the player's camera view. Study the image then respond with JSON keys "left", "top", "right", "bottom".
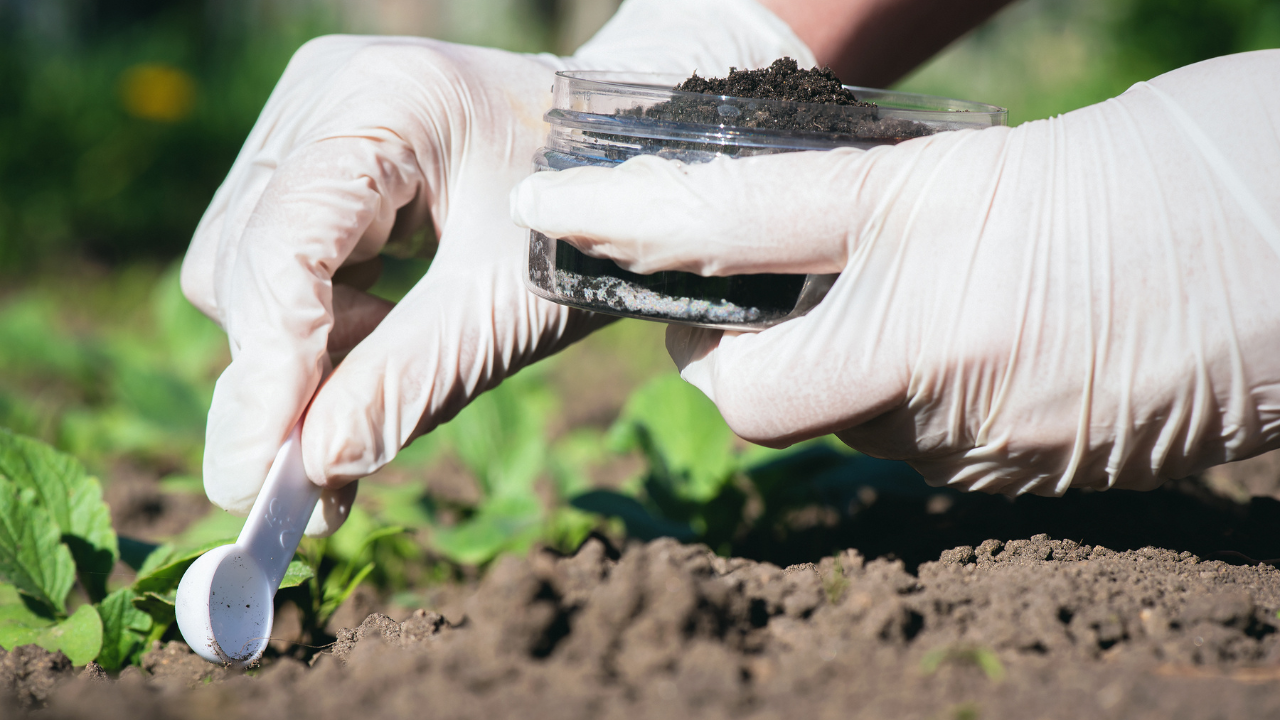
{"left": 7, "top": 469, "right": 1280, "bottom": 718}
{"left": 6, "top": 455, "right": 1280, "bottom": 719}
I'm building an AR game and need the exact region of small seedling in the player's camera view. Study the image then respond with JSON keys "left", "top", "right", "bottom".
{"left": 823, "top": 554, "right": 849, "bottom": 604}
{"left": 920, "top": 644, "right": 1006, "bottom": 683}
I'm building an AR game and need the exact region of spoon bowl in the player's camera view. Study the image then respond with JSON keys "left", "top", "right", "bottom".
{"left": 176, "top": 546, "right": 274, "bottom": 666}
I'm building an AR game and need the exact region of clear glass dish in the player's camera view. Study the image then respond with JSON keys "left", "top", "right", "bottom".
{"left": 526, "top": 70, "right": 1008, "bottom": 330}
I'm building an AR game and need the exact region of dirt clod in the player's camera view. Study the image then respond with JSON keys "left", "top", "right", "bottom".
{"left": 77, "top": 662, "right": 107, "bottom": 683}
{"left": 141, "top": 641, "right": 229, "bottom": 688}
{"left": 0, "top": 645, "right": 73, "bottom": 709}
{"left": 629, "top": 57, "right": 932, "bottom": 140}
{"left": 674, "top": 57, "right": 872, "bottom": 108}
{"left": 330, "top": 609, "right": 450, "bottom": 663}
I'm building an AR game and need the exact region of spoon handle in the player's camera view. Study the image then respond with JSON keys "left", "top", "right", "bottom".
{"left": 235, "top": 423, "right": 321, "bottom": 591}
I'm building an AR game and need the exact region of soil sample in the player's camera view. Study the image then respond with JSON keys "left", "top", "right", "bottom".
{"left": 531, "top": 59, "right": 960, "bottom": 329}
{"left": 625, "top": 57, "right": 931, "bottom": 141}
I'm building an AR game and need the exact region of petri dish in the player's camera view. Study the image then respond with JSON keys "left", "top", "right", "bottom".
{"left": 526, "top": 70, "right": 1007, "bottom": 330}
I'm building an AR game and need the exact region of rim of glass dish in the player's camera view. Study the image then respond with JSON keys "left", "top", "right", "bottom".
{"left": 553, "top": 70, "right": 1008, "bottom": 118}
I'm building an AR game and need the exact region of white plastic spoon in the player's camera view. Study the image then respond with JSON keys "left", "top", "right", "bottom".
{"left": 175, "top": 423, "right": 320, "bottom": 666}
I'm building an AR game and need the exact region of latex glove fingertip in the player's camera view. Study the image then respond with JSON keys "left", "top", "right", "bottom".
{"left": 667, "top": 325, "right": 723, "bottom": 404}
{"left": 303, "top": 482, "right": 358, "bottom": 537}
{"left": 665, "top": 324, "right": 722, "bottom": 370}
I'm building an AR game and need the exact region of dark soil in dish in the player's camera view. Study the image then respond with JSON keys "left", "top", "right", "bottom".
{"left": 624, "top": 57, "right": 933, "bottom": 141}
{"left": 674, "top": 57, "right": 872, "bottom": 107}
{"left": 529, "top": 231, "right": 807, "bottom": 326}
{"left": 9, "top": 465, "right": 1280, "bottom": 720}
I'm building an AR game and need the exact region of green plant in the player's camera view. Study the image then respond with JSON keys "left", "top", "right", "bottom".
{"left": 293, "top": 512, "right": 407, "bottom": 634}
{"left": 822, "top": 553, "right": 849, "bottom": 604}
{"left": 568, "top": 372, "right": 915, "bottom": 554}
{"left": 0, "top": 428, "right": 313, "bottom": 669}
{"left": 364, "top": 366, "right": 601, "bottom": 568}
{"left": 920, "top": 644, "right": 1006, "bottom": 683}
{"left": 426, "top": 369, "right": 557, "bottom": 564}
{"left": 0, "top": 264, "right": 225, "bottom": 472}
{"left": 572, "top": 373, "right": 744, "bottom": 550}
{"left": 899, "top": 0, "right": 1280, "bottom": 128}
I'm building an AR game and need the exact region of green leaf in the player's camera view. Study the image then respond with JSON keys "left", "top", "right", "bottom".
{"left": 96, "top": 588, "right": 151, "bottom": 671}
{"left": 0, "top": 481, "right": 76, "bottom": 613}
{"left": 548, "top": 429, "right": 610, "bottom": 498}
{"left": 110, "top": 363, "right": 207, "bottom": 435}
{"left": 0, "top": 582, "right": 57, "bottom": 630}
{"left": 316, "top": 559, "right": 377, "bottom": 628}
{"left": 430, "top": 495, "right": 543, "bottom": 566}
{"left": 49, "top": 605, "right": 103, "bottom": 666}
{"left": 131, "top": 590, "right": 177, "bottom": 659}
{"left": 130, "top": 590, "right": 176, "bottom": 627}
{"left": 570, "top": 490, "right": 696, "bottom": 542}
{"left": 132, "top": 538, "right": 234, "bottom": 595}
{"left": 173, "top": 510, "right": 245, "bottom": 547}
{"left": 322, "top": 519, "right": 404, "bottom": 598}
{"left": 0, "top": 300, "right": 95, "bottom": 384}
{"left": 0, "top": 585, "right": 102, "bottom": 665}
{"left": 609, "top": 374, "right": 738, "bottom": 504}
{"left": 544, "top": 507, "right": 597, "bottom": 555}
{"left": 322, "top": 562, "right": 375, "bottom": 610}
{"left": 325, "top": 505, "right": 378, "bottom": 563}
{"left": 0, "top": 430, "right": 118, "bottom": 601}
{"left": 278, "top": 559, "right": 314, "bottom": 590}
{"left": 361, "top": 483, "right": 434, "bottom": 529}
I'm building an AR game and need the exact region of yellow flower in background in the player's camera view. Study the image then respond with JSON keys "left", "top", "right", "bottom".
{"left": 119, "top": 64, "right": 196, "bottom": 122}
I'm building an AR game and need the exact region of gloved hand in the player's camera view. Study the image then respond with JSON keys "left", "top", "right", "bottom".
{"left": 512, "top": 51, "right": 1280, "bottom": 496}
{"left": 181, "top": 0, "right": 815, "bottom": 535}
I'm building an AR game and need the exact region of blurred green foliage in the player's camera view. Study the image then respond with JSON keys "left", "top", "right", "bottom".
{"left": 1118, "top": 0, "right": 1280, "bottom": 72}
{"left": 0, "top": 264, "right": 223, "bottom": 469}
{"left": 901, "top": 0, "right": 1280, "bottom": 125}
{"left": 0, "top": 1, "right": 342, "bottom": 269}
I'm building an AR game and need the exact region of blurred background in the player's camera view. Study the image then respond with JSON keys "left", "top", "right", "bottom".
{"left": 1, "top": 0, "right": 1278, "bottom": 625}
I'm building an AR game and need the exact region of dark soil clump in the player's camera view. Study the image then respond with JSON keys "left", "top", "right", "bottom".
{"left": 0, "top": 646, "right": 72, "bottom": 710}
{"left": 675, "top": 57, "right": 871, "bottom": 107}
{"left": 625, "top": 57, "right": 931, "bottom": 140}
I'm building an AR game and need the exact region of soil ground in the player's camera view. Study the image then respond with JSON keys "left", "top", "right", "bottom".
{"left": 5, "top": 454, "right": 1280, "bottom": 720}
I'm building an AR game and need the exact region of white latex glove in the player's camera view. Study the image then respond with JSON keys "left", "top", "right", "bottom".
{"left": 512, "top": 51, "right": 1280, "bottom": 496}
{"left": 181, "top": 0, "right": 815, "bottom": 535}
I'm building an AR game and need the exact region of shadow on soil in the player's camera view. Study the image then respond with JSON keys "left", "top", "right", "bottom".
{"left": 732, "top": 454, "right": 1280, "bottom": 573}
